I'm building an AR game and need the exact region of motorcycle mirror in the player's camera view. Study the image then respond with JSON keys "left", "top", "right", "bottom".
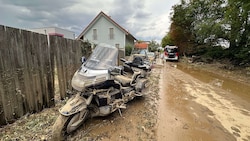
{"left": 81, "top": 56, "right": 86, "bottom": 64}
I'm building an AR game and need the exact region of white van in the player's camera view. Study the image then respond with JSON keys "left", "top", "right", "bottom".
{"left": 164, "top": 46, "right": 179, "bottom": 61}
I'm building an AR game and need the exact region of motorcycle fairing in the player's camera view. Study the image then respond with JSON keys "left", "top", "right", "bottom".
{"left": 59, "top": 93, "right": 87, "bottom": 116}
{"left": 72, "top": 44, "right": 119, "bottom": 91}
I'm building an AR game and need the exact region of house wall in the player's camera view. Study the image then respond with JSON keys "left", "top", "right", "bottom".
{"left": 125, "top": 35, "right": 135, "bottom": 47}
{"left": 30, "top": 27, "right": 75, "bottom": 39}
{"left": 84, "top": 16, "right": 126, "bottom": 50}
{"left": 54, "top": 28, "right": 75, "bottom": 39}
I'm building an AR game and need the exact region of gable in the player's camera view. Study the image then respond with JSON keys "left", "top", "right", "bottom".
{"left": 88, "top": 16, "right": 124, "bottom": 36}
{"left": 77, "top": 11, "right": 136, "bottom": 40}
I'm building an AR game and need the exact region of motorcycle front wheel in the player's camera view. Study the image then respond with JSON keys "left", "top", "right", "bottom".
{"left": 51, "top": 110, "right": 89, "bottom": 141}
{"left": 51, "top": 115, "right": 73, "bottom": 141}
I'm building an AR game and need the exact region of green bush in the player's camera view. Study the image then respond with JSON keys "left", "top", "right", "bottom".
{"left": 193, "top": 45, "right": 208, "bottom": 56}
{"left": 234, "top": 47, "right": 250, "bottom": 65}
{"left": 204, "top": 46, "right": 224, "bottom": 59}
{"left": 80, "top": 40, "right": 92, "bottom": 58}
{"left": 125, "top": 45, "right": 133, "bottom": 56}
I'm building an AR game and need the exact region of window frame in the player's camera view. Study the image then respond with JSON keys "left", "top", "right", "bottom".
{"left": 109, "top": 28, "right": 114, "bottom": 40}
{"left": 93, "top": 29, "right": 97, "bottom": 40}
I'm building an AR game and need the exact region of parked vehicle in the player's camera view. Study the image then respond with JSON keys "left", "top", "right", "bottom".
{"left": 147, "top": 52, "right": 156, "bottom": 63}
{"left": 164, "top": 46, "right": 179, "bottom": 61}
{"left": 128, "top": 48, "right": 153, "bottom": 72}
{"left": 52, "top": 44, "right": 149, "bottom": 140}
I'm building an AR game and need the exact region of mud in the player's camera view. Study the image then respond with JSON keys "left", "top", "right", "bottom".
{"left": 177, "top": 63, "right": 250, "bottom": 101}
{"left": 157, "top": 61, "right": 250, "bottom": 141}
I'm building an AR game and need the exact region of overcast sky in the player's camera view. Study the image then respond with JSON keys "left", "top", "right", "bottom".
{"left": 0, "top": 0, "right": 180, "bottom": 43}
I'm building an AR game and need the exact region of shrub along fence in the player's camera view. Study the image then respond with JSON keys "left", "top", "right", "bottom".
{"left": 0, "top": 25, "right": 90, "bottom": 125}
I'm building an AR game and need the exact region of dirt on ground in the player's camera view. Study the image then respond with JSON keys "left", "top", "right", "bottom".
{"left": 157, "top": 58, "right": 250, "bottom": 141}
{"left": 0, "top": 58, "right": 250, "bottom": 141}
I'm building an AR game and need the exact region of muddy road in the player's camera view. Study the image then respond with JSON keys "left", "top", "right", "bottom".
{"left": 1, "top": 59, "right": 250, "bottom": 141}
{"left": 157, "top": 61, "right": 250, "bottom": 141}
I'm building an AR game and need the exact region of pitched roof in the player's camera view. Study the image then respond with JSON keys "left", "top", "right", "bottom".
{"left": 77, "top": 11, "right": 136, "bottom": 40}
{"left": 135, "top": 42, "right": 148, "bottom": 49}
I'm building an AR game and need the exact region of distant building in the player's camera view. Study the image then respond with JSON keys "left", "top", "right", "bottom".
{"left": 77, "top": 11, "right": 137, "bottom": 53}
{"left": 30, "top": 27, "right": 75, "bottom": 39}
{"left": 134, "top": 42, "right": 149, "bottom": 50}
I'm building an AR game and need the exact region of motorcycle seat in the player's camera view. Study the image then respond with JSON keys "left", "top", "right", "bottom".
{"left": 114, "top": 75, "right": 132, "bottom": 87}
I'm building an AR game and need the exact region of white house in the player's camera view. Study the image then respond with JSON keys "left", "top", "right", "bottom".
{"left": 30, "top": 27, "right": 75, "bottom": 39}
{"left": 77, "top": 11, "right": 137, "bottom": 54}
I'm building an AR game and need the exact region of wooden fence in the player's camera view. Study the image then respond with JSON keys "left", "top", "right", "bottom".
{"left": 50, "top": 36, "right": 91, "bottom": 99}
{"left": 0, "top": 25, "right": 90, "bottom": 125}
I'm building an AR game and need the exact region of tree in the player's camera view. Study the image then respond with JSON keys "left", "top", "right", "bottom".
{"left": 166, "top": 0, "right": 250, "bottom": 64}
{"left": 225, "top": 0, "right": 250, "bottom": 48}
{"left": 190, "top": 0, "right": 226, "bottom": 46}
{"left": 169, "top": 3, "right": 195, "bottom": 55}
{"left": 148, "top": 40, "right": 160, "bottom": 52}
{"left": 161, "top": 33, "right": 174, "bottom": 47}
{"left": 224, "top": 0, "right": 250, "bottom": 64}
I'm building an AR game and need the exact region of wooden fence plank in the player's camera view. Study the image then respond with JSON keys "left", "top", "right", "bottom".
{"left": 65, "top": 40, "right": 72, "bottom": 91}
{"left": 0, "top": 79, "right": 5, "bottom": 125}
{"left": 50, "top": 37, "right": 85, "bottom": 99}
{"left": 34, "top": 32, "right": 44, "bottom": 111}
{"left": 0, "top": 27, "right": 18, "bottom": 123}
{"left": 53, "top": 36, "right": 66, "bottom": 99}
{"left": 5, "top": 27, "right": 17, "bottom": 122}
{"left": 11, "top": 28, "right": 25, "bottom": 118}
{"left": 46, "top": 37, "right": 55, "bottom": 107}
{"left": 27, "top": 31, "right": 37, "bottom": 112}
{"left": 22, "top": 30, "right": 35, "bottom": 112}
{"left": 60, "top": 38, "right": 67, "bottom": 98}
{"left": 0, "top": 25, "right": 6, "bottom": 124}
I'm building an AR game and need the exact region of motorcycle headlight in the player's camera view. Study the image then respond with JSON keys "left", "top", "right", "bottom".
{"left": 71, "top": 72, "right": 93, "bottom": 91}
{"left": 71, "top": 76, "right": 85, "bottom": 91}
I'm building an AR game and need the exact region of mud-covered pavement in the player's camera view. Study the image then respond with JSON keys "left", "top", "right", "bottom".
{"left": 157, "top": 60, "right": 250, "bottom": 141}
{"left": 0, "top": 59, "right": 250, "bottom": 141}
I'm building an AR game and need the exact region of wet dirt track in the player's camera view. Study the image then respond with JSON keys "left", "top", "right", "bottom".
{"left": 157, "top": 61, "right": 250, "bottom": 141}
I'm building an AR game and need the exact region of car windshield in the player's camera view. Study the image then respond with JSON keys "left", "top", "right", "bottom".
{"left": 83, "top": 44, "right": 118, "bottom": 70}
{"left": 139, "top": 49, "right": 148, "bottom": 55}
{"left": 131, "top": 49, "right": 148, "bottom": 55}
{"left": 166, "top": 48, "right": 177, "bottom": 53}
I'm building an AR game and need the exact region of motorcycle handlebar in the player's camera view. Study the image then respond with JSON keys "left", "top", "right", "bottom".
{"left": 120, "top": 58, "right": 127, "bottom": 62}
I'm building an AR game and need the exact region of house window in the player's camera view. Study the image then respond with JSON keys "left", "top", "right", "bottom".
{"left": 93, "top": 29, "right": 97, "bottom": 40}
{"left": 115, "top": 44, "right": 119, "bottom": 48}
{"left": 109, "top": 28, "right": 114, "bottom": 40}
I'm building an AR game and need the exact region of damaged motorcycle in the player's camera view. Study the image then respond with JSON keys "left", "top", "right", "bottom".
{"left": 52, "top": 44, "right": 149, "bottom": 140}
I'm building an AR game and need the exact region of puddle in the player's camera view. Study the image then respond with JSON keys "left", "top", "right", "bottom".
{"left": 177, "top": 63, "right": 250, "bottom": 101}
